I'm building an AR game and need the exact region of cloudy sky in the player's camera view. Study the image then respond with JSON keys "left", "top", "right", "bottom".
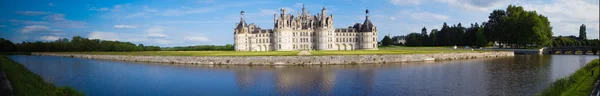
{"left": 0, "top": 0, "right": 598, "bottom": 47}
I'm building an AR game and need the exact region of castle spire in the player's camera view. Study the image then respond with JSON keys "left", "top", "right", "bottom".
{"left": 302, "top": 4, "right": 306, "bottom": 15}
{"left": 365, "top": 9, "right": 369, "bottom": 19}
{"left": 240, "top": 11, "right": 245, "bottom": 21}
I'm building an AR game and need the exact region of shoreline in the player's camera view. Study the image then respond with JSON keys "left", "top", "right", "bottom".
{"left": 32, "top": 51, "right": 514, "bottom": 65}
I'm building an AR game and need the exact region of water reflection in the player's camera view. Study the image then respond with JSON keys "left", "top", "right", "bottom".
{"left": 8, "top": 55, "right": 599, "bottom": 95}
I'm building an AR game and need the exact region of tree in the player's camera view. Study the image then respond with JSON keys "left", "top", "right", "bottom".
{"left": 405, "top": 33, "right": 423, "bottom": 46}
{"left": 483, "top": 5, "right": 552, "bottom": 48}
{"left": 579, "top": 24, "right": 586, "bottom": 40}
{"left": 0, "top": 38, "right": 17, "bottom": 52}
{"left": 484, "top": 10, "right": 506, "bottom": 44}
{"left": 429, "top": 29, "right": 438, "bottom": 46}
{"left": 421, "top": 27, "right": 427, "bottom": 35}
{"left": 475, "top": 26, "right": 488, "bottom": 47}
{"left": 380, "top": 35, "right": 393, "bottom": 46}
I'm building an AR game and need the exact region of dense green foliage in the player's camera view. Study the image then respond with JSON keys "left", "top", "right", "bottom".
{"left": 0, "top": 38, "right": 17, "bottom": 52}
{"left": 401, "top": 5, "right": 555, "bottom": 48}
{"left": 579, "top": 24, "right": 587, "bottom": 40}
{"left": 404, "top": 23, "right": 488, "bottom": 47}
{"left": 0, "top": 55, "right": 84, "bottom": 96}
{"left": 9, "top": 36, "right": 160, "bottom": 52}
{"left": 162, "top": 44, "right": 234, "bottom": 51}
{"left": 552, "top": 36, "right": 600, "bottom": 47}
{"left": 380, "top": 36, "right": 393, "bottom": 46}
{"left": 537, "top": 59, "right": 600, "bottom": 96}
{"left": 484, "top": 5, "right": 553, "bottom": 48}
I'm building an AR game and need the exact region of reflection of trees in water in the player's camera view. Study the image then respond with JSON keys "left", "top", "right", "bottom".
{"left": 485, "top": 55, "right": 551, "bottom": 96}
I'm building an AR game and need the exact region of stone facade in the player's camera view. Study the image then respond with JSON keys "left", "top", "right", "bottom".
{"left": 33, "top": 51, "right": 514, "bottom": 65}
{"left": 234, "top": 6, "right": 378, "bottom": 51}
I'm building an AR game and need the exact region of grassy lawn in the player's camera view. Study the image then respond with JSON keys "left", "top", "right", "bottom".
{"left": 40, "top": 46, "right": 489, "bottom": 56}
{"left": 311, "top": 46, "right": 484, "bottom": 55}
{"left": 538, "top": 59, "right": 600, "bottom": 96}
{"left": 51, "top": 51, "right": 300, "bottom": 56}
{"left": 0, "top": 55, "right": 84, "bottom": 96}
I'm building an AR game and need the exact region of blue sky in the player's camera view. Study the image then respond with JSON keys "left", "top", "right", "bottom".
{"left": 0, "top": 0, "right": 598, "bottom": 47}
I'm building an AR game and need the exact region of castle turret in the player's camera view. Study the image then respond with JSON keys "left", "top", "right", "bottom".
{"left": 236, "top": 11, "right": 247, "bottom": 33}
{"left": 361, "top": 9, "right": 373, "bottom": 32}
{"left": 302, "top": 4, "right": 306, "bottom": 15}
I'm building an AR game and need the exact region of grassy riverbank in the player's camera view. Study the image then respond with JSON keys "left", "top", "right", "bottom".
{"left": 538, "top": 59, "right": 600, "bottom": 96}
{"left": 41, "top": 46, "right": 488, "bottom": 56}
{"left": 0, "top": 55, "right": 84, "bottom": 96}
{"left": 312, "top": 46, "right": 482, "bottom": 55}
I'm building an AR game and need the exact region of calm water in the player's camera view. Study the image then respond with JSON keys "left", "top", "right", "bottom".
{"left": 8, "top": 55, "right": 599, "bottom": 95}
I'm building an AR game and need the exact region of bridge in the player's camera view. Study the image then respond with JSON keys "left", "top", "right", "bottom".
{"left": 546, "top": 46, "right": 599, "bottom": 55}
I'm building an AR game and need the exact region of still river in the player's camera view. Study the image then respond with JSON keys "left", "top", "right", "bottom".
{"left": 8, "top": 55, "right": 599, "bottom": 95}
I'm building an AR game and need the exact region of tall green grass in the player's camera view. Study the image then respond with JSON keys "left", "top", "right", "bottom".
{"left": 0, "top": 55, "right": 84, "bottom": 96}
{"left": 537, "top": 59, "right": 600, "bottom": 96}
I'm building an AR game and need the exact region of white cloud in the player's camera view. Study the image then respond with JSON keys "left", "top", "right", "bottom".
{"left": 259, "top": 9, "right": 278, "bottom": 16}
{"left": 43, "top": 14, "right": 66, "bottom": 21}
{"left": 155, "top": 39, "right": 173, "bottom": 44}
{"left": 48, "top": 3, "right": 54, "bottom": 6}
{"left": 0, "top": 25, "right": 6, "bottom": 28}
{"left": 294, "top": 3, "right": 304, "bottom": 8}
{"left": 21, "top": 25, "right": 49, "bottom": 33}
{"left": 88, "top": 31, "right": 119, "bottom": 41}
{"left": 52, "top": 20, "right": 86, "bottom": 28}
{"left": 184, "top": 36, "right": 210, "bottom": 42}
{"left": 143, "top": 6, "right": 157, "bottom": 13}
{"left": 9, "top": 19, "right": 48, "bottom": 25}
{"left": 396, "top": 10, "right": 449, "bottom": 21}
{"left": 390, "top": 17, "right": 396, "bottom": 20}
{"left": 146, "top": 27, "right": 167, "bottom": 38}
{"left": 197, "top": 0, "right": 216, "bottom": 4}
{"left": 162, "top": 7, "right": 216, "bottom": 16}
{"left": 390, "top": 0, "right": 422, "bottom": 5}
{"left": 113, "top": 25, "right": 137, "bottom": 28}
{"left": 16, "top": 11, "right": 50, "bottom": 16}
{"left": 280, "top": 7, "right": 296, "bottom": 13}
{"left": 436, "top": 0, "right": 512, "bottom": 12}
{"left": 125, "top": 12, "right": 149, "bottom": 18}
{"left": 40, "top": 36, "right": 59, "bottom": 41}
{"left": 147, "top": 27, "right": 164, "bottom": 33}
{"left": 89, "top": 7, "right": 109, "bottom": 11}
{"left": 147, "top": 33, "right": 167, "bottom": 38}
{"left": 40, "top": 14, "right": 87, "bottom": 28}
{"left": 521, "top": 0, "right": 600, "bottom": 39}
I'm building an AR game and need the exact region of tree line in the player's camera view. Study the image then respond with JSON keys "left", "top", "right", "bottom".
{"left": 552, "top": 35, "right": 600, "bottom": 47}
{"left": 383, "top": 5, "right": 567, "bottom": 48}
{"left": 0, "top": 36, "right": 161, "bottom": 52}
{"left": 0, "top": 36, "right": 236, "bottom": 52}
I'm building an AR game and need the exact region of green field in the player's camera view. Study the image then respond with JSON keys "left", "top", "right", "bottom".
{"left": 0, "top": 55, "right": 84, "bottom": 96}
{"left": 311, "top": 46, "right": 481, "bottom": 55}
{"left": 538, "top": 59, "right": 600, "bottom": 96}
{"left": 53, "top": 51, "right": 300, "bottom": 56}
{"left": 41, "top": 46, "right": 486, "bottom": 56}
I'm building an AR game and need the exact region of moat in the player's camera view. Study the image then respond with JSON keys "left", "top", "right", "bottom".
{"left": 8, "top": 55, "right": 599, "bottom": 95}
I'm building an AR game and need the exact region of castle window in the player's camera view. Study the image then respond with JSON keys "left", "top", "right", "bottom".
{"left": 279, "top": 44, "right": 281, "bottom": 49}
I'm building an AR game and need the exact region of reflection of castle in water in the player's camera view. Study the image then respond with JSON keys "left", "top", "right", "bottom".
{"left": 231, "top": 67, "right": 376, "bottom": 95}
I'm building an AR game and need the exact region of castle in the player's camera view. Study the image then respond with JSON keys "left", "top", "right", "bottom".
{"left": 234, "top": 6, "right": 378, "bottom": 51}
